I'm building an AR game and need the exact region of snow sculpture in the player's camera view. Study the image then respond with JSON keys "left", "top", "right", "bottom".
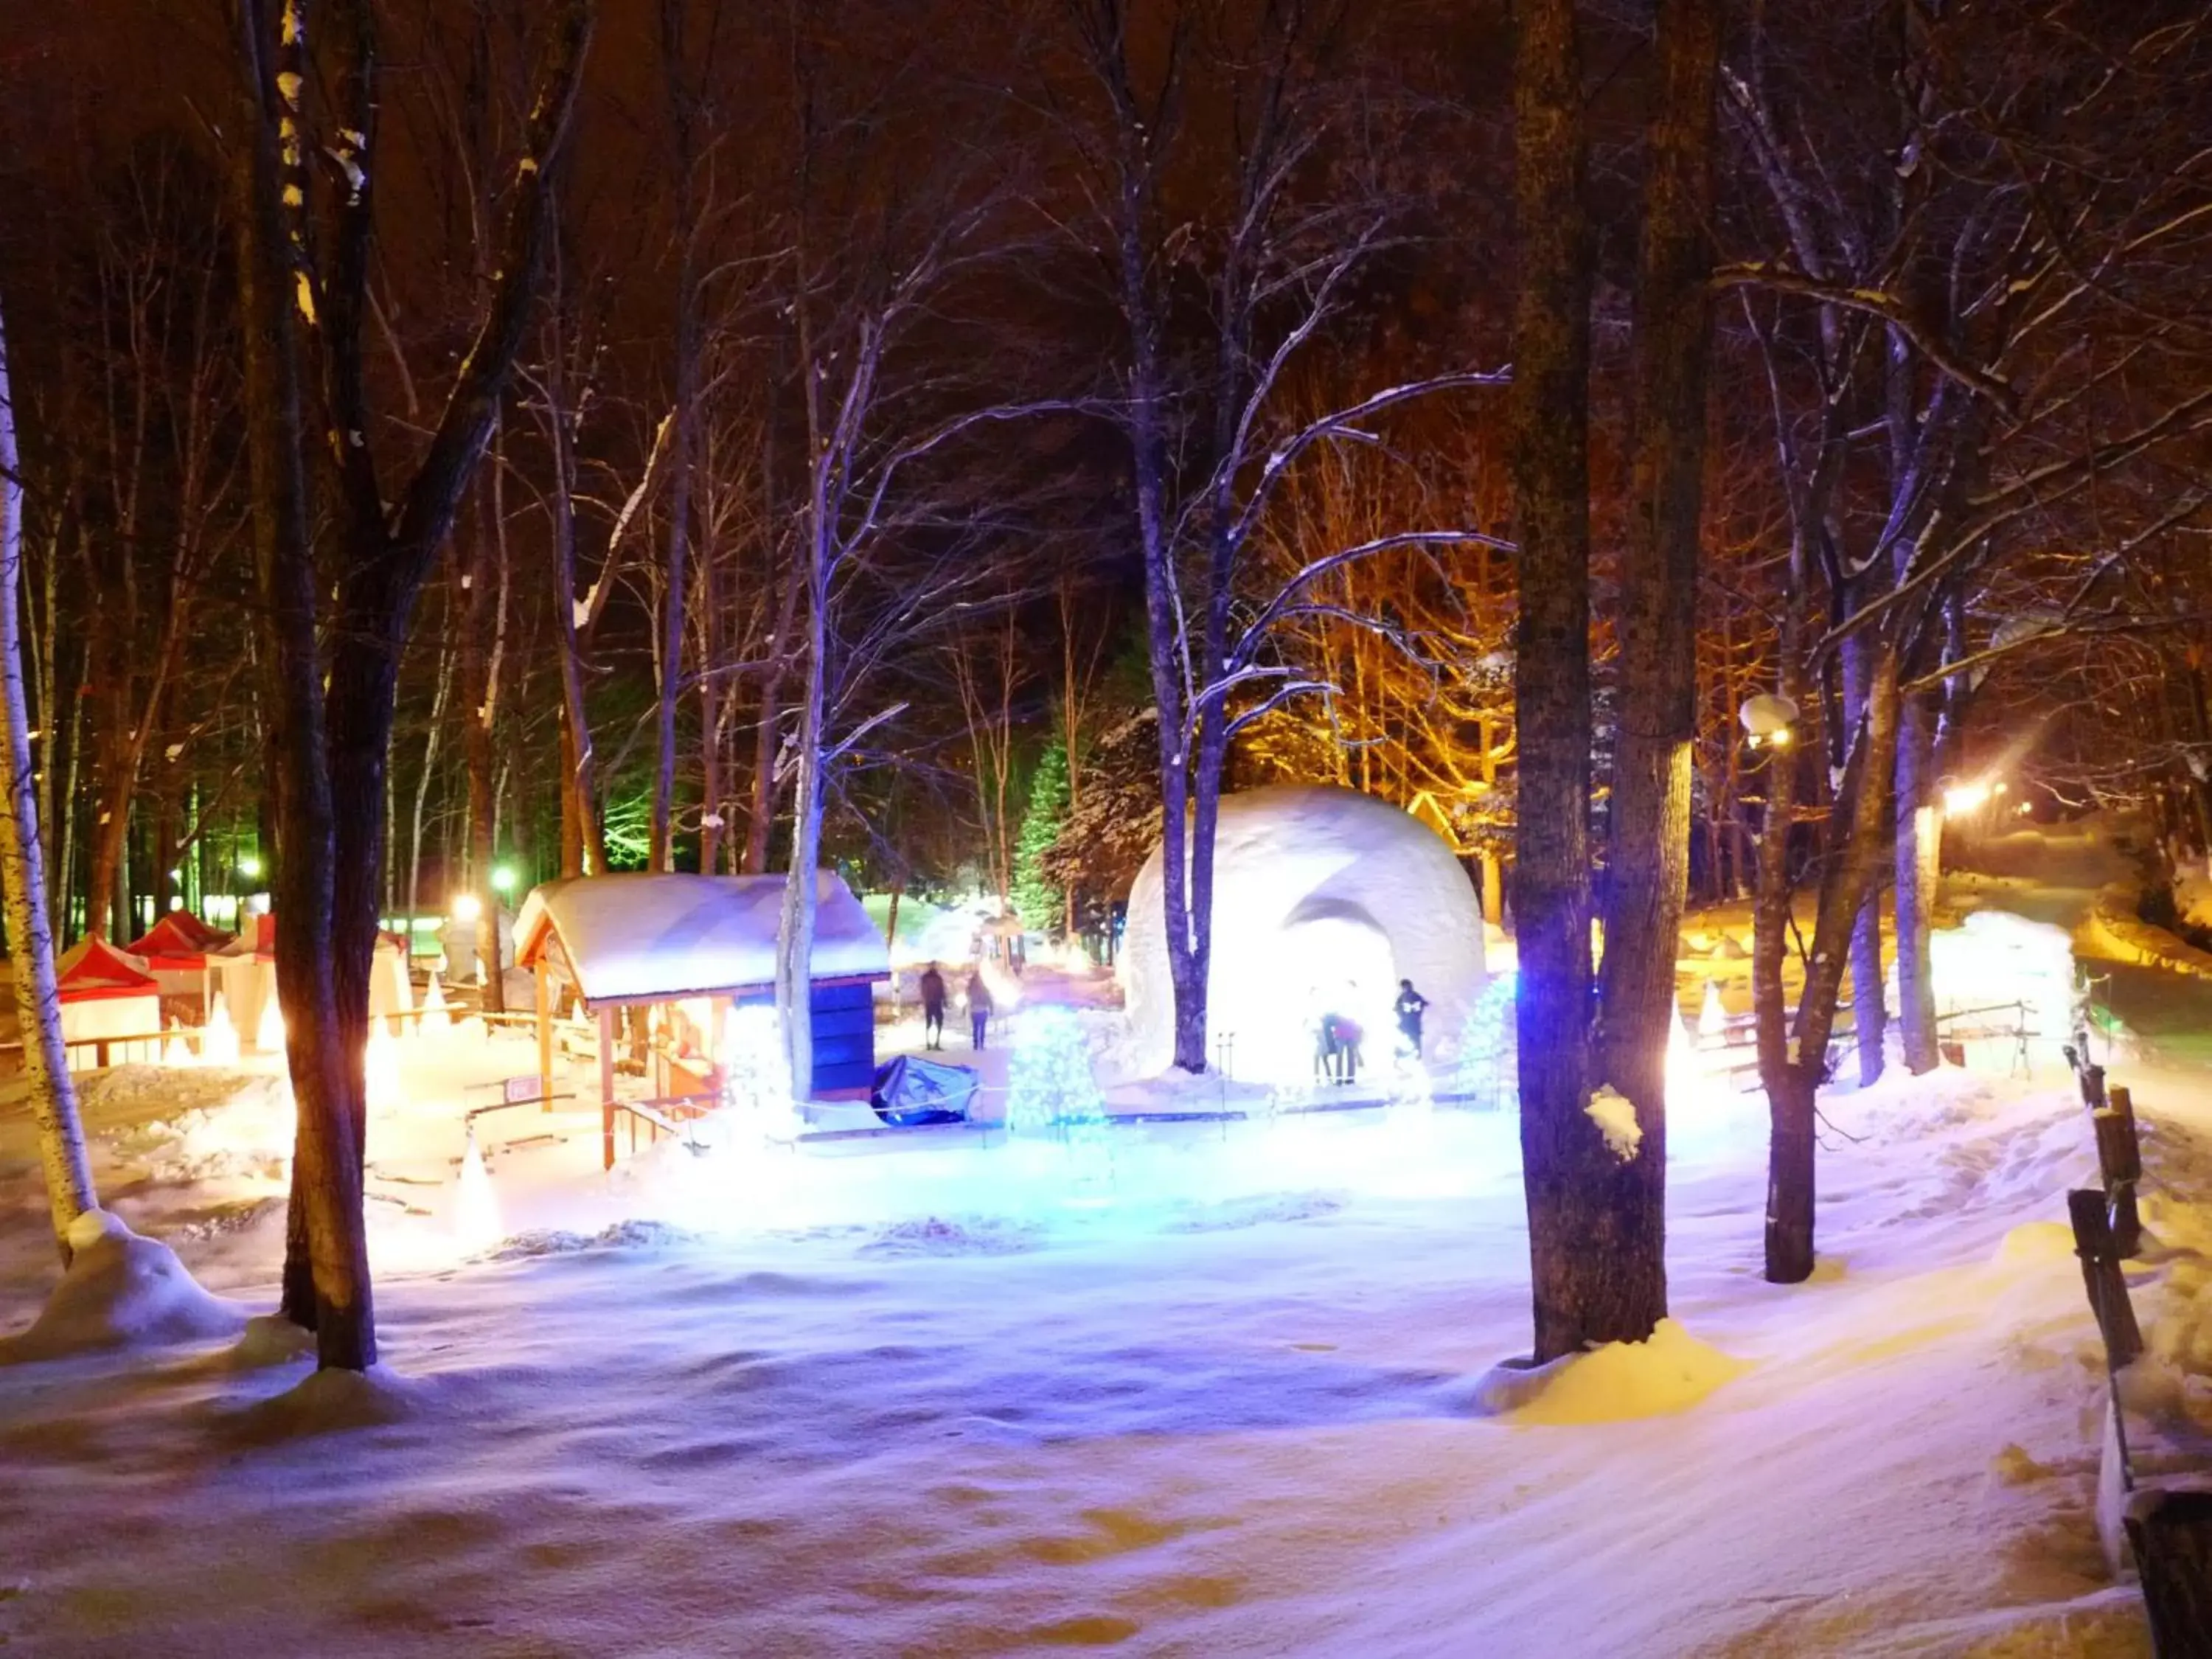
{"left": 1120, "top": 786, "right": 1486, "bottom": 1083}
{"left": 1697, "top": 980, "right": 1726, "bottom": 1038}
{"left": 254, "top": 989, "right": 285, "bottom": 1054}
{"left": 1006, "top": 1005, "right": 1106, "bottom": 1139}
{"left": 720, "top": 1003, "right": 797, "bottom": 1135}
{"left": 202, "top": 991, "right": 240, "bottom": 1067}
{"left": 364, "top": 1021, "right": 403, "bottom": 1113}
{"left": 1455, "top": 970, "right": 1517, "bottom": 1110}
{"left": 453, "top": 1124, "right": 502, "bottom": 1254}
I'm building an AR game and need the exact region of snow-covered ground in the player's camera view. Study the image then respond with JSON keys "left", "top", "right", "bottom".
{"left": 1, "top": 838, "right": 2202, "bottom": 1655}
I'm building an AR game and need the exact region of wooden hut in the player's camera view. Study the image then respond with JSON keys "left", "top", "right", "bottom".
{"left": 515, "top": 871, "right": 891, "bottom": 1168}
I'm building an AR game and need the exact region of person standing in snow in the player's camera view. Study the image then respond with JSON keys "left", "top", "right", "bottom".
{"left": 919, "top": 963, "right": 947, "bottom": 1050}
{"left": 1333, "top": 1009, "right": 1363, "bottom": 1085}
{"left": 1310, "top": 987, "right": 1338, "bottom": 1085}
{"left": 1394, "top": 978, "right": 1430, "bottom": 1060}
{"left": 966, "top": 967, "right": 995, "bottom": 1050}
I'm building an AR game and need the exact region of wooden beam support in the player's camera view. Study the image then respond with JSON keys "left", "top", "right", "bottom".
{"left": 597, "top": 1004, "right": 616, "bottom": 1171}
{"left": 535, "top": 956, "right": 554, "bottom": 1114}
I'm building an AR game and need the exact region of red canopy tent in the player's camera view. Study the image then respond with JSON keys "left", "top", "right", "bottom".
{"left": 54, "top": 939, "right": 163, "bottom": 1069}
{"left": 127, "top": 911, "right": 234, "bottom": 1003}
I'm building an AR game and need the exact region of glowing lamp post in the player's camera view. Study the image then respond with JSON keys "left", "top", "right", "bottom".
{"left": 1739, "top": 692, "right": 1798, "bottom": 753}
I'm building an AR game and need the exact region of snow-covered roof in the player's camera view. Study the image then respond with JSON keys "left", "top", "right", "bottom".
{"left": 55, "top": 939, "right": 161, "bottom": 1001}
{"left": 515, "top": 872, "right": 889, "bottom": 1007}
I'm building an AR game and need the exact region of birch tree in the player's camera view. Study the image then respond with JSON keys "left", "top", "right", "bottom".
{"left": 0, "top": 288, "right": 98, "bottom": 1265}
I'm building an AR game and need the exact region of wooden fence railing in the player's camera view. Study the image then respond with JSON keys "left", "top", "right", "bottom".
{"left": 2061, "top": 1046, "right": 2212, "bottom": 1655}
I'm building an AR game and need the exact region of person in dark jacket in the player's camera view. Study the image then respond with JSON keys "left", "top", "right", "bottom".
{"left": 1394, "top": 979, "right": 1430, "bottom": 1060}
{"left": 966, "top": 968, "right": 995, "bottom": 1050}
{"left": 919, "top": 963, "right": 947, "bottom": 1050}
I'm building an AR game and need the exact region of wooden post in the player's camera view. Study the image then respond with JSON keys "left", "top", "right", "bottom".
{"left": 2070, "top": 1188, "right": 2143, "bottom": 1366}
{"left": 2103, "top": 1085, "right": 2145, "bottom": 1258}
{"left": 597, "top": 1004, "right": 616, "bottom": 1172}
{"left": 2126, "top": 1486, "right": 2212, "bottom": 1656}
{"left": 2081, "top": 1062, "right": 2109, "bottom": 1112}
{"left": 707, "top": 995, "right": 727, "bottom": 1099}
{"left": 535, "top": 958, "right": 554, "bottom": 1114}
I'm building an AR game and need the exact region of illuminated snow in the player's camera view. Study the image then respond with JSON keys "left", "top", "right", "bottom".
{"left": 1120, "top": 786, "right": 1485, "bottom": 1084}
{"left": 1585, "top": 1086, "right": 1644, "bottom": 1162}
{"left": 516, "top": 871, "right": 887, "bottom": 1003}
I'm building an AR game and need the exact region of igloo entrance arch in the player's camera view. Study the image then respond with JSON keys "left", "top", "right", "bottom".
{"left": 1119, "top": 785, "right": 1486, "bottom": 1083}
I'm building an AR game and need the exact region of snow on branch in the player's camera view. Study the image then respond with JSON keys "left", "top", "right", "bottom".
{"left": 1227, "top": 369, "right": 1512, "bottom": 554}
{"left": 1231, "top": 529, "right": 1515, "bottom": 669}
{"left": 1711, "top": 263, "right": 2020, "bottom": 417}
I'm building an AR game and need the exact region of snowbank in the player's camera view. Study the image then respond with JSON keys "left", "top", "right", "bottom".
{"left": 2085, "top": 883, "right": 2212, "bottom": 981}
{"left": 0, "top": 1209, "right": 246, "bottom": 1364}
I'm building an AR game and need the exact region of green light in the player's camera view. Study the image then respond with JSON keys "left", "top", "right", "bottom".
{"left": 238, "top": 855, "right": 263, "bottom": 879}
{"left": 490, "top": 865, "right": 518, "bottom": 895}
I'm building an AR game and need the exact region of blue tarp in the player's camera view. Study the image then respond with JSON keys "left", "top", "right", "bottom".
{"left": 870, "top": 1054, "right": 977, "bottom": 1127}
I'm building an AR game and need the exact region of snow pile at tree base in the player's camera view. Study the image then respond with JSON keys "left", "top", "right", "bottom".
{"left": 1470, "top": 1318, "right": 1748, "bottom": 1425}
{"left": 226, "top": 1365, "right": 422, "bottom": 1444}
{"left": 0, "top": 1209, "right": 247, "bottom": 1364}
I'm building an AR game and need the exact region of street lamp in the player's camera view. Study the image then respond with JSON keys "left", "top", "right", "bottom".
{"left": 1740, "top": 692, "right": 1799, "bottom": 752}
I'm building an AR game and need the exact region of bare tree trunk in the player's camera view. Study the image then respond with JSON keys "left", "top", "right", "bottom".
{"left": 1893, "top": 688, "right": 1941, "bottom": 1071}
{"left": 1, "top": 291, "right": 99, "bottom": 1265}
{"left": 1510, "top": 0, "right": 1613, "bottom": 1363}
{"left": 1590, "top": 0, "right": 1722, "bottom": 1348}
{"left": 776, "top": 542, "right": 828, "bottom": 1102}
{"left": 229, "top": 0, "right": 373, "bottom": 1366}
{"left": 559, "top": 714, "right": 582, "bottom": 877}
{"left": 1763, "top": 643, "right": 1901, "bottom": 1283}
{"left": 650, "top": 275, "right": 700, "bottom": 874}
{"left": 547, "top": 369, "right": 607, "bottom": 876}
{"left": 744, "top": 535, "right": 799, "bottom": 876}
{"left": 57, "top": 672, "right": 82, "bottom": 938}
{"left": 406, "top": 613, "right": 454, "bottom": 933}
{"left": 461, "top": 467, "right": 505, "bottom": 1009}
{"left": 32, "top": 512, "right": 62, "bottom": 923}
{"left": 1842, "top": 633, "right": 1887, "bottom": 1085}
{"left": 699, "top": 545, "right": 726, "bottom": 875}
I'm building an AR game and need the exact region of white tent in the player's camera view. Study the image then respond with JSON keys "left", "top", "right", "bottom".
{"left": 55, "top": 939, "right": 163, "bottom": 1071}
{"left": 1119, "top": 785, "right": 1486, "bottom": 1082}
{"left": 209, "top": 914, "right": 413, "bottom": 1050}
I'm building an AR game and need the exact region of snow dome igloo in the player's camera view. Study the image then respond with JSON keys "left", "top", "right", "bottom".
{"left": 1119, "top": 785, "right": 1486, "bottom": 1080}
